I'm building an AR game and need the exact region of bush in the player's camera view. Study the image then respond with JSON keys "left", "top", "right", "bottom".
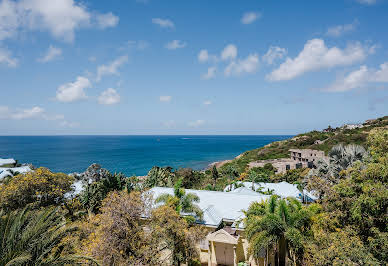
{"left": 0, "top": 167, "right": 74, "bottom": 211}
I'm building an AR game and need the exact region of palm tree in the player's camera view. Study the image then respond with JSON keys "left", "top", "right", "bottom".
{"left": 145, "top": 166, "right": 175, "bottom": 188}
{"left": 245, "top": 195, "right": 314, "bottom": 266}
{"left": 306, "top": 144, "right": 368, "bottom": 198}
{"left": 0, "top": 206, "right": 97, "bottom": 266}
{"left": 155, "top": 179, "right": 203, "bottom": 223}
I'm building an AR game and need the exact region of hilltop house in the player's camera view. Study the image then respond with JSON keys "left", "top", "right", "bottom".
{"left": 249, "top": 149, "right": 326, "bottom": 174}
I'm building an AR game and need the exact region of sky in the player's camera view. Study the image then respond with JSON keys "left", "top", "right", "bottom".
{"left": 0, "top": 0, "right": 387, "bottom": 135}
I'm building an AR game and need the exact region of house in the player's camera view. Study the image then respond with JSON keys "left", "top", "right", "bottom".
{"left": 248, "top": 149, "right": 326, "bottom": 174}
{"left": 149, "top": 187, "right": 273, "bottom": 266}
{"left": 341, "top": 123, "right": 364, "bottom": 130}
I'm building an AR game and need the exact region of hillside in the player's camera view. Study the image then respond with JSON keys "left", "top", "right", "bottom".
{"left": 217, "top": 116, "right": 388, "bottom": 175}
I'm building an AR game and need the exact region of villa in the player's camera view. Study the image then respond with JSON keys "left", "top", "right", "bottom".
{"left": 149, "top": 182, "right": 316, "bottom": 266}
{"left": 249, "top": 149, "right": 326, "bottom": 174}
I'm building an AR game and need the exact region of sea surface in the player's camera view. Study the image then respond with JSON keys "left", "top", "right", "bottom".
{"left": 0, "top": 135, "right": 291, "bottom": 176}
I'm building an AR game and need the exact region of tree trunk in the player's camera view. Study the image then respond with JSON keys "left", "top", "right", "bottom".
{"left": 278, "top": 236, "right": 287, "bottom": 266}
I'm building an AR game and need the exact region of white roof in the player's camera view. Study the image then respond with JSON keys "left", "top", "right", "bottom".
{"left": 0, "top": 166, "right": 32, "bottom": 181}
{"left": 224, "top": 181, "right": 317, "bottom": 201}
{"left": 149, "top": 187, "right": 270, "bottom": 228}
{"left": 0, "top": 158, "right": 16, "bottom": 166}
{"left": 0, "top": 170, "right": 13, "bottom": 180}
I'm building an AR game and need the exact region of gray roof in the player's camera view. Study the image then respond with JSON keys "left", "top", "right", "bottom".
{"left": 149, "top": 187, "right": 270, "bottom": 228}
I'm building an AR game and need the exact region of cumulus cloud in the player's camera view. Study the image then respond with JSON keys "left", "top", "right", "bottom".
{"left": 0, "top": 0, "right": 118, "bottom": 42}
{"left": 188, "top": 119, "right": 205, "bottom": 127}
{"left": 165, "top": 40, "right": 186, "bottom": 50}
{"left": 321, "top": 62, "right": 388, "bottom": 92}
{"left": 202, "top": 66, "right": 216, "bottom": 80}
{"left": 241, "top": 11, "right": 261, "bottom": 24}
{"left": 96, "top": 55, "right": 128, "bottom": 81}
{"left": 96, "top": 12, "right": 119, "bottom": 29}
{"left": 159, "top": 95, "right": 171, "bottom": 102}
{"left": 225, "top": 53, "right": 259, "bottom": 76}
{"left": 197, "top": 49, "right": 218, "bottom": 63}
{"left": 56, "top": 76, "right": 91, "bottom": 102}
{"left": 37, "top": 45, "right": 62, "bottom": 63}
{"left": 262, "top": 46, "right": 287, "bottom": 65}
{"left": 203, "top": 100, "right": 212, "bottom": 105}
{"left": 98, "top": 88, "right": 120, "bottom": 105}
{"left": 198, "top": 49, "right": 209, "bottom": 63}
{"left": 221, "top": 44, "right": 237, "bottom": 61}
{"left": 326, "top": 21, "right": 358, "bottom": 37}
{"left": 152, "top": 18, "right": 174, "bottom": 28}
{"left": 0, "top": 47, "right": 18, "bottom": 67}
{"left": 267, "top": 39, "right": 370, "bottom": 81}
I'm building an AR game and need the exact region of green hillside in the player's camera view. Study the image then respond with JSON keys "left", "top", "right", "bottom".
{"left": 218, "top": 116, "right": 388, "bottom": 175}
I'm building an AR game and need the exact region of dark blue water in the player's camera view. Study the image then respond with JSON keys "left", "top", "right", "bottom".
{"left": 0, "top": 135, "right": 291, "bottom": 176}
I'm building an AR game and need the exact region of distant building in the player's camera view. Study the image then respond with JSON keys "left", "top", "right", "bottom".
{"left": 341, "top": 123, "right": 364, "bottom": 130}
{"left": 249, "top": 149, "right": 326, "bottom": 174}
{"left": 289, "top": 148, "right": 325, "bottom": 163}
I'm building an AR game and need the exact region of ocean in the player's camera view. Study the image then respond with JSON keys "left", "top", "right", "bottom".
{"left": 0, "top": 135, "right": 291, "bottom": 176}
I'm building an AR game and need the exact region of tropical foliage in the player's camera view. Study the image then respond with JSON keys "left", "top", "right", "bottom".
{"left": 0, "top": 167, "right": 74, "bottom": 211}
{"left": 245, "top": 196, "right": 318, "bottom": 265}
{"left": 155, "top": 179, "right": 203, "bottom": 223}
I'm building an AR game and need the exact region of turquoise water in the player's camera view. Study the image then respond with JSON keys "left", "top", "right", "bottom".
{"left": 0, "top": 135, "right": 291, "bottom": 176}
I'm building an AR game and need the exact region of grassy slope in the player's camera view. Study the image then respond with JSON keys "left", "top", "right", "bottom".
{"left": 218, "top": 116, "right": 388, "bottom": 175}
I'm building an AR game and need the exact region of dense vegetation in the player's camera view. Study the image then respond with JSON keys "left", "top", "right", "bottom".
{"left": 245, "top": 128, "right": 388, "bottom": 265}
{"left": 0, "top": 116, "right": 386, "bottom": 265}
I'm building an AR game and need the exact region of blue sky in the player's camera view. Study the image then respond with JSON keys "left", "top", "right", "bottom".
{"left": 0, "top": 0, "right": 387, "bottom": 135}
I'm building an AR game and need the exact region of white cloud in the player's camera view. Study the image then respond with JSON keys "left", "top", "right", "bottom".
{"left": 88, "top": 56, "right": 96, "bottom": 62}
{"left": 198, "top": 49, "right": 209, "bottom": 63}
{"left": 96, "top": 12, "right": 119, "bottom": 29}
{"left": 221, "top": 44, "right": 237, "bottom": 61}
{"left": 56, "top": 76, "right": 91, "bottom": 102}
{"left": 203, "top": 100, "right": 212, "bottom": 105}
{"left": 165, "top": 40, "right": 186, "bottom": 50}
{"left": 356, "top": 0, "right": 376, "bottom": 5}
{"left": 188, "top": 119, "right": 205, "bottom": 127}
{"left": 326, "top": 21, "right": 357, "bottom": 37}
{"left": 374, "top": 62, "right": 388, "bottom": 82}
{"left": 225, "top": 53, "right": 259, "bottom": 76}
{"left": 37, "top": 45, "right": 62, "bottom": 63}
{"left": 262, "top": 46, "right": 287, "bottom": 65}
{"left": 152, "top": 18, "right": 174, "bottom": 29}
{"left": 0, "top": 0, "right": 118, "bottom": 42}
{"left": 323, "top": 65, "right": 369, "bottom": 92}
{"left": 98, "top": 88, "right": 120, "bottom": 105}
{"left": 96, "top": 55, "right": 128, "bottom": 81}
{"left": 202, "top": 66, "right": 216, "bottom": 80}
{"left": 159, "top": 95, "right": 171, "bottom": 102}
{"left": 0, "top": 105, "right": 63, "bottom": 120}
{"left": 0, "top": 47, "right": 18, "bottom": 67}
{"left": 321, "top": 62, "right": 388, "bottom": 92}
{"left": 268, "top": 39, "right": 369, "bottom": 81}
{"left": 241, "top": 11, "right": 261, "bottom": 24}
{"left": 11, "top": 106, "right": 44, "bottom": 119}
